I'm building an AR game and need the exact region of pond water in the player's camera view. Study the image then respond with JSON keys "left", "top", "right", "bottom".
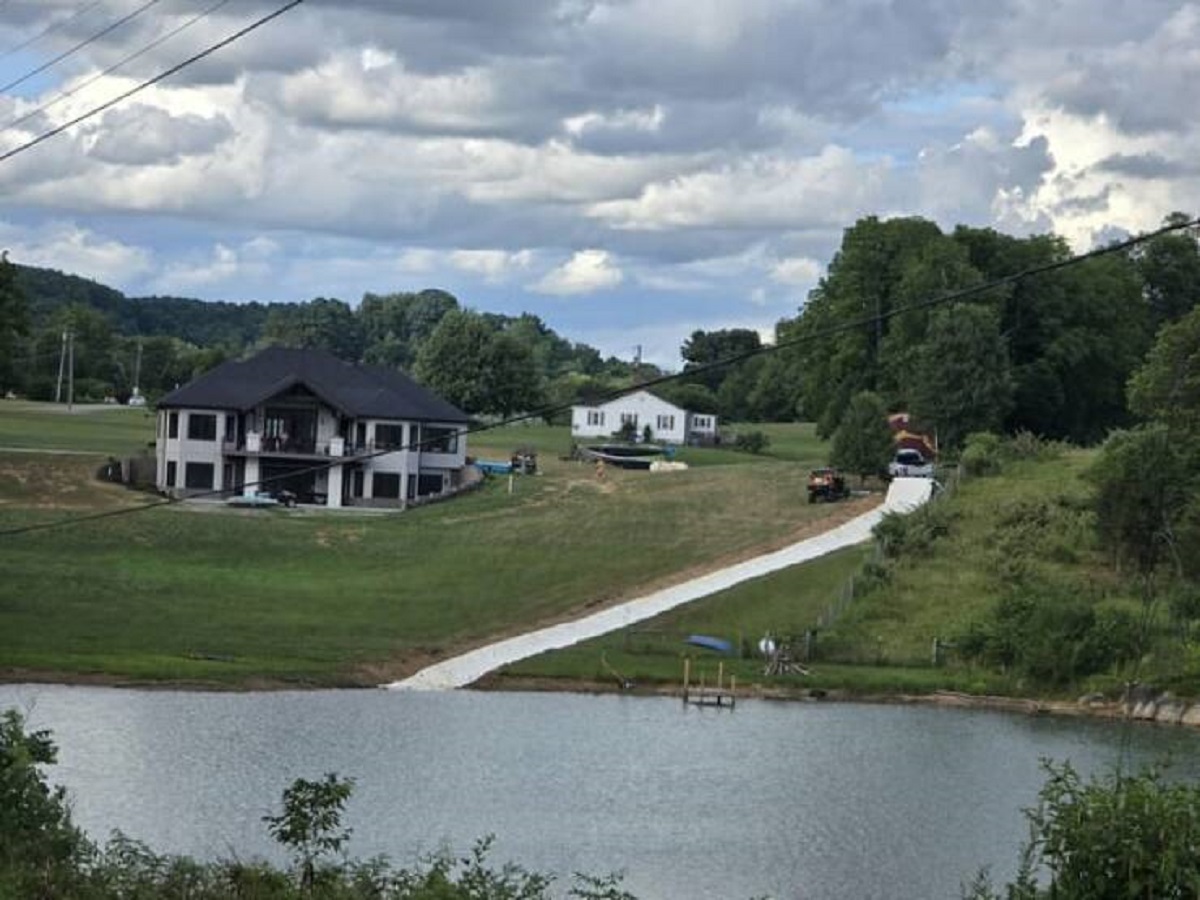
{"left": 3, "top": 685, "right": 1199, "bottom": 900}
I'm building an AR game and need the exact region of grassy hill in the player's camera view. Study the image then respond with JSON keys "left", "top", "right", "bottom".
{"left": 0, "top": 411, "right": 852, "bottom": 687}
{"left": 502, "top": 446, "right": 1195, "bottom": 700}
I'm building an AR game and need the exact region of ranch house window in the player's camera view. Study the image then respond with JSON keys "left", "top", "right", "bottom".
{"left": 620, "top": 413, "right": 638, "bottom": 426}
{"left": 656, "top": 414, "right": 675, "bottom": 431}
{"left": 587, "top": 410, "right": 605, "bottom": 427}
{"left": 187, "top": 413, "right": 217, "bottom": 441}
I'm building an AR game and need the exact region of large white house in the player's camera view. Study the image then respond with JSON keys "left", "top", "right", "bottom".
{"left": 155, "top": 346, "right": 469, "bottom": 508}
{"left": 570, "top": 390, "right": 718, "bottom": 444}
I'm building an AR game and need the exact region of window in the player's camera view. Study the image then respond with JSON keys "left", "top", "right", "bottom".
{"left": 375, "top": 423, "right": 404, "bottom": 449}
{"left": 693, "top": 415, "right": 712, "bottom": 429}
{"left": 187, "top": 413, "right": 217, "bottom": 441}
{"left": 417, "top": 473, "right": 444, "bottom": 496}
{"left": 372, "top": 472, "right": 401, "bottom": 498}
{"left": 166, "top": 461, "right": 177, "bottom": 487}
{"left": 620, "top": 413, "right": 638, "bottom": 426}
{"left": 656, "top": 414, "right": 675, "bottom": 431}
{"left": 168, "top": 412, "right": 178, "bottom": 439}
{"left": 355, "top": 422, "right": 367, "bottom": 450}
{"left": 587, "top": 410, "right": 605, "bottom": 427}
{"left": 422, "top": 426, "right": 458, "bottom": 454}
{"left": 225, "top": 414, "right": 236, "bottom": 442}
{"left": 352, "top": 470, "right": 364, "bottom": 498}
{"left": 184, "top": 462, "right": 214, "bottom": 490}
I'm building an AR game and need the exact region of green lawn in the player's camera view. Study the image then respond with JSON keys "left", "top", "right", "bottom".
{"left": 0, "top": 401, "right": 156, "bottom": 455}
{"left": 0, "top": 420, "right": 847, "bottom": 686}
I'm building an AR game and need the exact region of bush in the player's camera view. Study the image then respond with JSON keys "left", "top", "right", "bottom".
{"left": 733, "top": 430, "right": 770, "bottom": 454}
{"left": 874, "top": 502, "right": 957, "bottom": 560}
{"left": 967, "top": 762, "right": 1200, "bottom": 899}
{"left": 960, "top": 432, "right": 1005, "bottom": 477}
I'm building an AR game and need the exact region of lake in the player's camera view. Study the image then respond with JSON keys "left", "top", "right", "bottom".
{"left": 3, "top": 685, "right": 1198, "bottom": 899}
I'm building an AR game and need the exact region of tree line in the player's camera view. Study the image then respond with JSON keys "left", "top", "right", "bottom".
{"left": 0, "top": 262, "right": 648, "bottom": 417}
{"left": 678, "top": 212, "right": 1199, "bottom": 448}
{"left": 1, "top": 213, "right": 1196, "bottom": 435}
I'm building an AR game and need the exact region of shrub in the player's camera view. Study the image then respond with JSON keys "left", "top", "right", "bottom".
{"left": 733, "top": 430, "right": 770, "bottom": 454}
{"left": 967, "top": 762, "right": 1200, "bottom": 899}
{"left": 960, "top": 432, "right": 1005, "bottom": 477}
{"left": 874, "top": 502, "right": 957, "bottom": 560}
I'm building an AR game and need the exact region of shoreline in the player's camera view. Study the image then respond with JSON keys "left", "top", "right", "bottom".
{"left": 6, "top": 668, "right": 1198, "bottom": 733}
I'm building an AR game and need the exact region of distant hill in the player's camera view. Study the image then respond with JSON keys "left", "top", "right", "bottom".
{"left": 14, "top": 264, "right": 287, "bottom": 347}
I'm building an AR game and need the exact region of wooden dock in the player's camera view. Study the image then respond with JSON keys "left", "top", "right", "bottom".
{"left": 681, "top": 658, "right": 736, "bottom": 709}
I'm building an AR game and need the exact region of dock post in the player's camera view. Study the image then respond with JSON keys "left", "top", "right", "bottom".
{"left": 682, "top": 657, "right": 690, "bottom": 704}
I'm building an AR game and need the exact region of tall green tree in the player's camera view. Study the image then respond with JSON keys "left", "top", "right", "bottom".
{"left": 414, "top": 309, "right": 541, "bottom": 415}
{"left": 0, "top": 253, "right": 29, "bottom": 392}
{"left": 1128, "top": 305, "right": 1200, "bottom": 432}
{"left": 908, "top": 304, "right": 1014, "bottom": 450}
{"left": 1135, "top": 211, "right": 1200, "bottom": 330}
{"left": 830, "top": 391, "right": 893, "bottom": 482}
{"left": 796, "top": 216, "right": 947, "bottom": 435}
{"left": 680, "top": 328, "right": 762, "bottom": 393}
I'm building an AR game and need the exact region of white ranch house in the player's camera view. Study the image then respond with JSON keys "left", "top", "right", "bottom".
{"left": 570, "top": 390, "right": 718, "bottom": 444}
{"left": 155, "top": 346, "right": 469, "bottom": 509}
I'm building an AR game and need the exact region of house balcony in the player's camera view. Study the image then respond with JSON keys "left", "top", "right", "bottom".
{"left": 222, "top": 434, "right": 381, "bottom": 462}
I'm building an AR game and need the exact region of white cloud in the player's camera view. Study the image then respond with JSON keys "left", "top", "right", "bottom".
{"left": 769, "top": 255, "right": 822, "bottom": 286}
{"left": 532, "top": 249, "right": 624, "bottom": 295}
{"left": 0, "top": 221, "right": 152, "bottom": 284}
{"left": 449, "top": 248, "right": 534, "bottom": 282}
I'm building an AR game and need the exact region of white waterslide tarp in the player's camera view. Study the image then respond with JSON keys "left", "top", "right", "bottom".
{"left": 384, "top": 478, "right": 935, "bottom": 691}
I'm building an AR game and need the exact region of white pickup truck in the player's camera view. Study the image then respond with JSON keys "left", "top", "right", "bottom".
{"left": 887, "top": 448, "right": 934, "bottom": 479}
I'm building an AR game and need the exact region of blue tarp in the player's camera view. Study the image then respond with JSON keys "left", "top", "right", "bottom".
{"left": 475, "top": 459, "right": 513, "bottom": 475}
{"left": 685, "top": 634, "right": 734, "bottom": 654}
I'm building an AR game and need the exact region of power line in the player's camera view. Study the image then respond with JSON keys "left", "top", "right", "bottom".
{"left": 0, "top": 0, "right": 304, "bottom": 164}
{"left": 3, "top": 0, "right": 232, "bottom": 133}
{"left": 2, "top": 214, "right": 1196, "bottom": 539}
{"left": 0, "top": 0, "right": 163, "bottom": 95}
{"left": 0, "top": 0, "right": 106, "bottom": 62}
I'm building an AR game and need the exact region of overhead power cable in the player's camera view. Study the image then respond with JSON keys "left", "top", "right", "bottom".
{"left": 0, "top": 0, "right": 304, "bottom": 164}
{"left": 0, "top": 0, "right": 163, "bottom": 95}
{"left": 4, "top": 0, "right": 232, "bottom": 133}
{"left": 2, "top": 214, "right": 1196, "bottom": 540}
{"left": 0, "top": 0, "right": 105, "bottom": 62}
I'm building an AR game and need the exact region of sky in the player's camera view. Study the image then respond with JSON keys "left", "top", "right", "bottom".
{"left": 0, "top": 0, "right": 1198, "bottom": 367}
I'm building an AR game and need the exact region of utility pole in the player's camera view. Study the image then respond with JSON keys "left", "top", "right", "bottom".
{"left": 66, "top": 330, "right": 74, "bottom": 412}
{"left": 131, "top": 338, "right": 143, "bottom": 403}
{"left": 54, "top": 329, "right": 67, "bottom": 403}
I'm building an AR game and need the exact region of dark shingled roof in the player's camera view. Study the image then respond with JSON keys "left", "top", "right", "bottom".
{"left": 158, "top": 346, "right": 469, "bottom": 422}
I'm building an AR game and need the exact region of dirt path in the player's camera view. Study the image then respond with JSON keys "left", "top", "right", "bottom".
{"left": 385, "top": 478, "right": 934, "bottom": 691}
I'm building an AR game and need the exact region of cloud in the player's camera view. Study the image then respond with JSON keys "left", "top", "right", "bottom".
{"left": 532, "top": 249, "right": 623, "bottom": 295}
{"left": 1095, "top": 153, "right": 1200, "bottom": 180}
{"left": 0, "top": 220, "right": 152, "bottom": 284}
{"left": 86, "top": 104, "right": 235, "bottom": 166}
{"left": 449, "top": 248, "right": 534, "bottom": 282}
{"left": 770, "top": 256, "right": 822, "bottom": 286}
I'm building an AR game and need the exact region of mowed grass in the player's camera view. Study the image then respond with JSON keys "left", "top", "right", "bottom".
{"left": 474, "top": 421, "right": 830, "bottom": 469}
{"left": 0, "top": 422, "right": 846, "bottom": 686}
{"left": 0, "top": 401, "right": 156, "bottom": 455}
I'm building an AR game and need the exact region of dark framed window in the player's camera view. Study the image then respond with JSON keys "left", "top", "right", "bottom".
{"left": 372, "top": 472, "right": 401, "bottom": 498}
{"left": 168, "top": 412, "right": 178, "bottom": 439}
{"left": 352, "top": 470, "right": 364, "bottom": 498}
{"left": 375, "top": 423, "right": 404, "bottom": 449}
{"left": 187, "top": 413, "right": 217, "bottom": 441}
{"left": 166, "top": 461, "right": 177, "bottom": 487}
{"left": 225, "top": 414, "right": 236, "bottom": 441}
{"left": 184, "top": 462, "right": 214, "bottom": 490}
{"left": 422, "top": 426, "right": 458, "bottom": 454}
